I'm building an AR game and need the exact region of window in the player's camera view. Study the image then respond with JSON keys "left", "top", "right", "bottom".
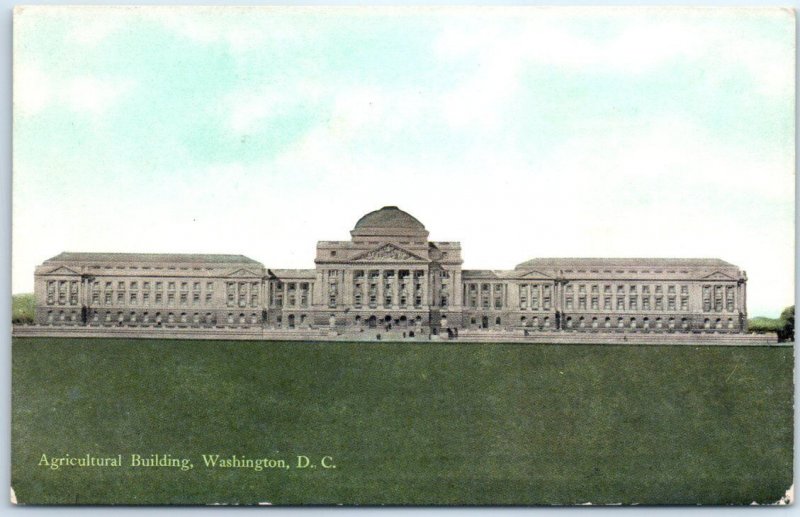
{"left": 168, "top": 292, "right": 176, "bottom": 305}
{"left": 207, "top": 282, "right": 214, "bottom": 291}
{"left": 680, "top": 296, "right": 688, "bottom": 311}
{"left": 519, "top": 286, "right": 528, "bottom": 309}
{"left": 193, "top": 282, "right": 200, "bottom": 291}
{"left": 604, "top": 297, "right": 612, "bottom": 310}
{"left": 118, "top": 281, "right": 125, "bottom": 289}
{"left": 156, "top": 282, "right": 163, "bottom": 290}
{"left": 565, "top": 297, "right": 574, "bottom": 310}
{"left": 193, "top": 293, "right": 200, "bottom": 305}
{"left": 117, "top": 292, "right": 124, "bottom": 303}
{"left": 143, "top": 292, "right": 150, "bottom": 304}
{"left": 155, "top": 292, "right": 162, "bottom": 303}
{"left": 143, "top": 281, "right": 150, "bottom": 290}
{"left": 168, "top": 282, "right": 176, "bottom": 291}
{"left": 590, "top": 296, "right": 599, "bottom": 310}
{"left": 205, "top": 293, "right": 212, "bottom": 304}
{"left": 130, "top": 292, "right": 137, "bottom": 305}
{"left": 655, "top": 296, "right": 663, "bottom": 311}
{"left": 180, "top": 293, "right": 188, "bottom": 305}
{"left": 629, "top": 296, "right": 637, "bottom": 310}
{"left": 702, "top": 285, "right": 711, "bottom": 312}
{"left": 714, "top": 285, "right": 723, "bottom": 312}
{"left": 181, "top": 282, "right": 188, "bottom": 291}
{"left": 667, "top": 296, "right": 676, "bottom": 311}
{"left": 616, "top": 297, "right": 624, "bottom": 311}
{"left": 131, "top": 281, "right": 138, "bottom": 290}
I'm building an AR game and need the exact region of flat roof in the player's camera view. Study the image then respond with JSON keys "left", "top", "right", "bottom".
{"left": 45, "top": 252, "right": 262, "bottom": 265}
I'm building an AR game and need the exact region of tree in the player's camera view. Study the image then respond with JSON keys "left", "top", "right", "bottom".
{"left": 778, "top": 305, "right": 795, "bottom": 342}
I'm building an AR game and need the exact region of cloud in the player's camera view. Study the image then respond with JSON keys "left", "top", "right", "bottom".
{"left": 15, "top": 62, "right": 135, "bottom": 117}
{"left": 15, "top": 63, "right": 51, "bottom": 116}
{"left": 64, "top": 76, "right": 136, "bottom": 115}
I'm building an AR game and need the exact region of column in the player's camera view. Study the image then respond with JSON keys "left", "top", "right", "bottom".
{"left": 343, "top": 270, "right": 353, "bottom": 306}
{"left": 377, "top": 270, "right": 384, "bottom": 309}
{"left": 453, "top": 270, "right": 463, "bottom": 308}
{"left": 392, "top": 269, "right": 400, "bottom": 309}
{"left": 421, "top": 271, "right": 428, "bottom": 308}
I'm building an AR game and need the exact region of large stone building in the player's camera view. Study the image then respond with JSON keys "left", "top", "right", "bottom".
{"left": 33, "top": 206, "right": 748, "bottom": 334}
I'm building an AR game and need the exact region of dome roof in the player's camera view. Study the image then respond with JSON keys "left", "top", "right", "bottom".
{"left": 353, "top": 206, "right": 425, "bottom": 231}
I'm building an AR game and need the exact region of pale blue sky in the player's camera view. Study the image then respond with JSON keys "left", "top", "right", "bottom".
{"left": 12, "top": 6, "right": 795, "bottom": 317}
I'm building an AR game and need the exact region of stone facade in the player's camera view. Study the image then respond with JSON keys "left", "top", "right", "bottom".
{"left": 33, "top": 206, "right": 749, "bottom": 334}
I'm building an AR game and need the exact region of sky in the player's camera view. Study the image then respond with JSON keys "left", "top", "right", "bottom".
{"left": 12, "top": 6, "right": 795, "bottom": 318}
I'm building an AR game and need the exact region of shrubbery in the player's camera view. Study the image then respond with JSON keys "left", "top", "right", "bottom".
{"left": 748, "top": 305, "right": 794, "bottom": 342}
{"left": 12, "top": 293, "right": 35, "bottom": 324}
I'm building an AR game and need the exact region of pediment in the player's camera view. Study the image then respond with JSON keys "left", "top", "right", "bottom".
{"left": 351, "top": 243, "right": 427, "bottom": 262}
{"left": 225, "top": 268, "right": 261, "bottom": 278}
{"left": 517, "top": 269, "right": 554, "bottom": 279}
{"left": 44, "top": 266, "right": 80, "bottom": 276}
{"left": 700, "top": 271, "right": 737, "bottom": 281}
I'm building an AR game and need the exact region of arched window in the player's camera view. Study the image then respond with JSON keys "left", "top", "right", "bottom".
{"left": 630, "top": 318, "right": 637, "bottom": 329}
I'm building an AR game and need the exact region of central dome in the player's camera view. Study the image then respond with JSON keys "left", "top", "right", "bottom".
{"left": 354, "top": 206, "right": 425, "bottom": 230}
{"left": 351, "top": 206, "right": 429, "bottom": 239}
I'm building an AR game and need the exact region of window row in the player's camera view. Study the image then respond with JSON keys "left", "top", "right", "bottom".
{"left": 89, "top": 280, "right": 217, "bottom": 292}
{"left": 564, "top": 295, "right": 690, "bottom": 312}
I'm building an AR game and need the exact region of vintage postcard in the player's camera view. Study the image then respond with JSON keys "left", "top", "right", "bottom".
{"left": 10, "top": 6, "right": 794, "bottom": 505}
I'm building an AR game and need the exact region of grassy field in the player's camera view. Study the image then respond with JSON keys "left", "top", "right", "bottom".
{"left": 12, "top": 338, "right": 793, "bottom": 505}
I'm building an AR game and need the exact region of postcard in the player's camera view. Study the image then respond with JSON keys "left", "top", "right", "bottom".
{"left": 10, "top": 5, "right": 794, "bottom": 505}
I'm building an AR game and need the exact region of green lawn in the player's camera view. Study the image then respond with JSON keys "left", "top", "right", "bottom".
{"left": 11, "top": 338, "right": 793, "bottom": 505}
